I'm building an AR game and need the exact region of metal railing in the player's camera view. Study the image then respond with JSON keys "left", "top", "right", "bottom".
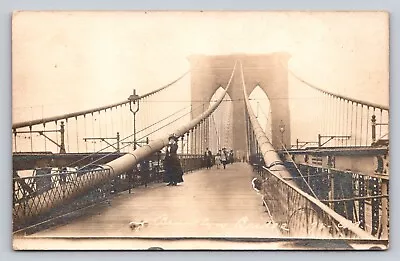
{"left": 259, "top": 165, "right": 375, "bottom": 239}
{"left": 290, "top": 162, "right": 389, "bottom": 239}
{"left": 12, "top": 62, "right": 237, "bottom": 231}
{"left": 289, "top": 69, "right": 389, "bottom": 148}
{"left": 13, "top": 153, "right": 204, "bottom": 231}
{"left": 242, "top": 60, "right": 375, "bottom": 240}
{"left": 13, "top": 167, "right": 112, "bottom": 230}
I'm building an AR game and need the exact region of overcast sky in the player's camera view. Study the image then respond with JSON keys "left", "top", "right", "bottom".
{"left": 12, "top": 11, "right": 389, "bottom": 149}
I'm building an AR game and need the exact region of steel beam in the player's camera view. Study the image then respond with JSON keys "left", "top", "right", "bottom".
{"left": 13, "top": 152, "right": 126, "bottom": 171}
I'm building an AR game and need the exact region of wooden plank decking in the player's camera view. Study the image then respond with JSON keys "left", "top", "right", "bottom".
{"left": 30, "top": 163, "right": 280, "bottom": 238}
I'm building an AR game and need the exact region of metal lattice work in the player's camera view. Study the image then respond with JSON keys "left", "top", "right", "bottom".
{"left": 12, "top": 62, "right": 237, "bottom": 232}
{"left": 13, "top": 168, "right": 111, "bottom": 230}
{"left": 12, "top": 154, "right": 205, "bottom": 231}
{"left": 283, "top": 162, "right": 389, "bottom": 239}
{"left": 242, "top": 58, "right": 375, "bottom": 240}
{"left": 259, "top": 166, "right": 374, "bottom": 239}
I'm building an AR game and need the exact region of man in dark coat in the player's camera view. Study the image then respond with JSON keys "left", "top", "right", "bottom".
{"left": 205, "top": 148, "right": 212, "bottom": 169}
{"left": 164, "top": 134, "right": 184, "bottom": 186}
{"left": 229, "top": 150, "right": 234, "bottom": 164}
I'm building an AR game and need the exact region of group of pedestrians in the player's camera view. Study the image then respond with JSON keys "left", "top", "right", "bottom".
{"left": 205, "top": 147, "right": 234, "bottom": 169}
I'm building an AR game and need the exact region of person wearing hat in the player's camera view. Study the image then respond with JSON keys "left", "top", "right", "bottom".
{"left": 229, "top": 149, "right": 234, "bottom": 164}
{"left": 214, "top": 150, "right": 222, "bottom": 169}
{"left": 164, "top": 134, "right": 184, "bottom": 186}
{"left": 220, "top": 147, "right": 228, "bottom": 169}
{"left": 204, "top": 148, "right": 212, "bottom": 169}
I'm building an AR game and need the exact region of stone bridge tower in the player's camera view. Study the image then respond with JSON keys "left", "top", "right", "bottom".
{"left": 188, "top": 53, "right": 291, "bottom": 157}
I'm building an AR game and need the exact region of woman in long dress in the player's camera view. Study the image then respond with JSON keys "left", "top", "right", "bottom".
{"left": 214, "top": 151, "right": 222, "bottom": 169}
{"left": 220, "top": 148, "right": 228, "bottom": 169}
{"left": 164, "top": 135, "right": 184, "bottom": 186}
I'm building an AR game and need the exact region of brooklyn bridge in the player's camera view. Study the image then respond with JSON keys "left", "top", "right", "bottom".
{"left": 12, "top": 54, "right": 389, "bottom": 250}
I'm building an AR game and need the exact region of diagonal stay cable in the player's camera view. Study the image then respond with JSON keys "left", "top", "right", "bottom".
{"left": 276, "top": 138, "right": 347, "bottom": 237}
{"left": 75, "top": 103, "right": 205, "bottom": 171}
{"left": 275, "top": 134, "right": 318, "bottom": 199}
{"left": 211, "top": 114, "right": 220, "bottom": 149}
{"left": 64, "top": 105, "right": 195, "bottom": 169}
{"left": 77, "top": 104, "right": 202, "bottom": 170}
{"left": 83, "top": 61, "right": 238, "bottom": 170}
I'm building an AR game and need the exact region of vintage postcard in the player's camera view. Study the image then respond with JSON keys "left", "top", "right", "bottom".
{"left": 12, "top": 11, "right": 389, "bottom": 250}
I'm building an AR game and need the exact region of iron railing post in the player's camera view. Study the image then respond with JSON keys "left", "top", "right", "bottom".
{"left": 186, "top": 132, "right": 189, "bottom": 155}
{"left": 60, "top": 121, "right": 66, "bottom": 153}
{"left": 318, "top": 134, "right": 321, "bottom": 148}
{"left": 181, "top": 135, "right": 184, "bottom": 154}
{"left": 371, "top": 115, "right": 376, "bottom": 143}
{"left": 116, "top": 132, "right": 120, "bottom": 152}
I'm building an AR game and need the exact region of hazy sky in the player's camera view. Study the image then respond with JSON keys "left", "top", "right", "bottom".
{"left": 12, "top": 11, "right": 389, "bottom": 148}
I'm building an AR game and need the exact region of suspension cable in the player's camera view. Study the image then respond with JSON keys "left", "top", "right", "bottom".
{"left": 275, "top": 132, "right": 318, "bottom": 199}
{"left": 64, "top": 104, "right": 196, "bottom": 169}
{"left": 289, "top": 69, "right": 389, "bottom": 111}
{"left": 12, "top": 71, "right": 190, "bottom": 129}
{"left": 75, "top": 103, "right": 205, "bottom": 170}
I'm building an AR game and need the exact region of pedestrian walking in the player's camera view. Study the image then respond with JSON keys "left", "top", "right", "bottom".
{"left": 215, "top": 151, "right": 222, "bottom": 169}
{"left": 229, "top": 150, "right": 234, "bottom": 164}
{"left": 221, "top": 148, "right": 228, "bottom": 169}
{"left": 204, "top": 148, "right": 212, "bottom": 169}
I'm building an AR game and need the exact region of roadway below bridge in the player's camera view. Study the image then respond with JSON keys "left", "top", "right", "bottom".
{"left": 15, "top": 163, "right": 283, "bottom": 249}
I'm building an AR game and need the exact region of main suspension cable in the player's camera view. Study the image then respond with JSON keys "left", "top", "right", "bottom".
{"left": 64, "top": 104, "right": 195, "bottom": 169}
{"left": 74, "top": 103, "right": 206, "bottom": 170}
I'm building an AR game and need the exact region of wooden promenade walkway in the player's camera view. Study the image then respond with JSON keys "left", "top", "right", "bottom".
{"left": 14, "top": 163, "right": 380, "bottom": 250}
{"left": 14, "top": 163, "right": 286, "bottom": 249}
{"left": 33, "top": 163, "right": 280, "bottom": 238}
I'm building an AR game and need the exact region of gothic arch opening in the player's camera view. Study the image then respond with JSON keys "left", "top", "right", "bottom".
{"left": 249, "top": 85, "right": 272, "bottom": 141}
{"left": 208, "top": 86, "right": 233, "bottom": 154}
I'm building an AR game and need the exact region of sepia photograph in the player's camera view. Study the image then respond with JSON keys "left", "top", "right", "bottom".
{"left": 11, "top": 11, "right": 389, "bottom": 250}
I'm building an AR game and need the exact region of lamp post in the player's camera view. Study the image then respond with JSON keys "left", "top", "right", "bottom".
{"left": 279, "top": 120, "right": 285, "bottom": 149}
{"left": 128, "top": 89, "right": 140, "bottom": 150}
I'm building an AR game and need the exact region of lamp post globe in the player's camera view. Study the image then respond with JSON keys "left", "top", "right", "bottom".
{"left": 128, "top": 89, "right": 140, "bottom": 150}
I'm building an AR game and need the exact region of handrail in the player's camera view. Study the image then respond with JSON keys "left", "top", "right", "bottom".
{"left": 262, "top": 166, "right": 374, "bottom": 239}
{"left": 12, "top": 71, "right": 190, "bottom": 129}
{"left": 12, "top": 64, "right": 236, "bottom": 222}
{"left": 289, "top": 69, "right": 389, "bottom": 111}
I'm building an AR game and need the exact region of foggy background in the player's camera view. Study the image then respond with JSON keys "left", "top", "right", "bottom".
{"left": 12, "top": 11, "right": 389, "bottom": 151}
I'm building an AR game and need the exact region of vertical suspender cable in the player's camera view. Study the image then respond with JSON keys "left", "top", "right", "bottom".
{"left": 360, "top": 105, "right": 363, "bottom": 146}
{"left": 29, "top": 126, "right": 33, "bottom": 152}
{"left": 76, "top": 117, "right": 79, "bottom": 153}
{"left": 98, "top": 111, "right": 102, "bottom": 150}
{"left": 355, "top": 104, "right": 358, "bottom": 146}
{"left": 338, "top": 98, "right": 342, "bottom": 145}
{"left": 84, "top": 115, "right": 88, "bottom": 152}
{"left": 92, "top": 113, "right": 95, "bottom": 151}
{"left": 66, "top": 119, "right": 70, "bottom": 152}
{"left": 55, "top": 121, "right": 59, "bottom": 152}
{"left": 43, "top": 123, "right": 47, "bottom": 152}
{"left": 379, "top": 109, "right": 383, "bottom": 139}
{"left": 105, "top": 110, "right": 108, "bottom": 140}
{"left": 110, "top": 108, "right": 113, "bottom": 139}
{"left": 366, "top": 106, "right": 370, "bottom": 146}
{"left": 345, "top": 101, "right": 349, "bottom": 146}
